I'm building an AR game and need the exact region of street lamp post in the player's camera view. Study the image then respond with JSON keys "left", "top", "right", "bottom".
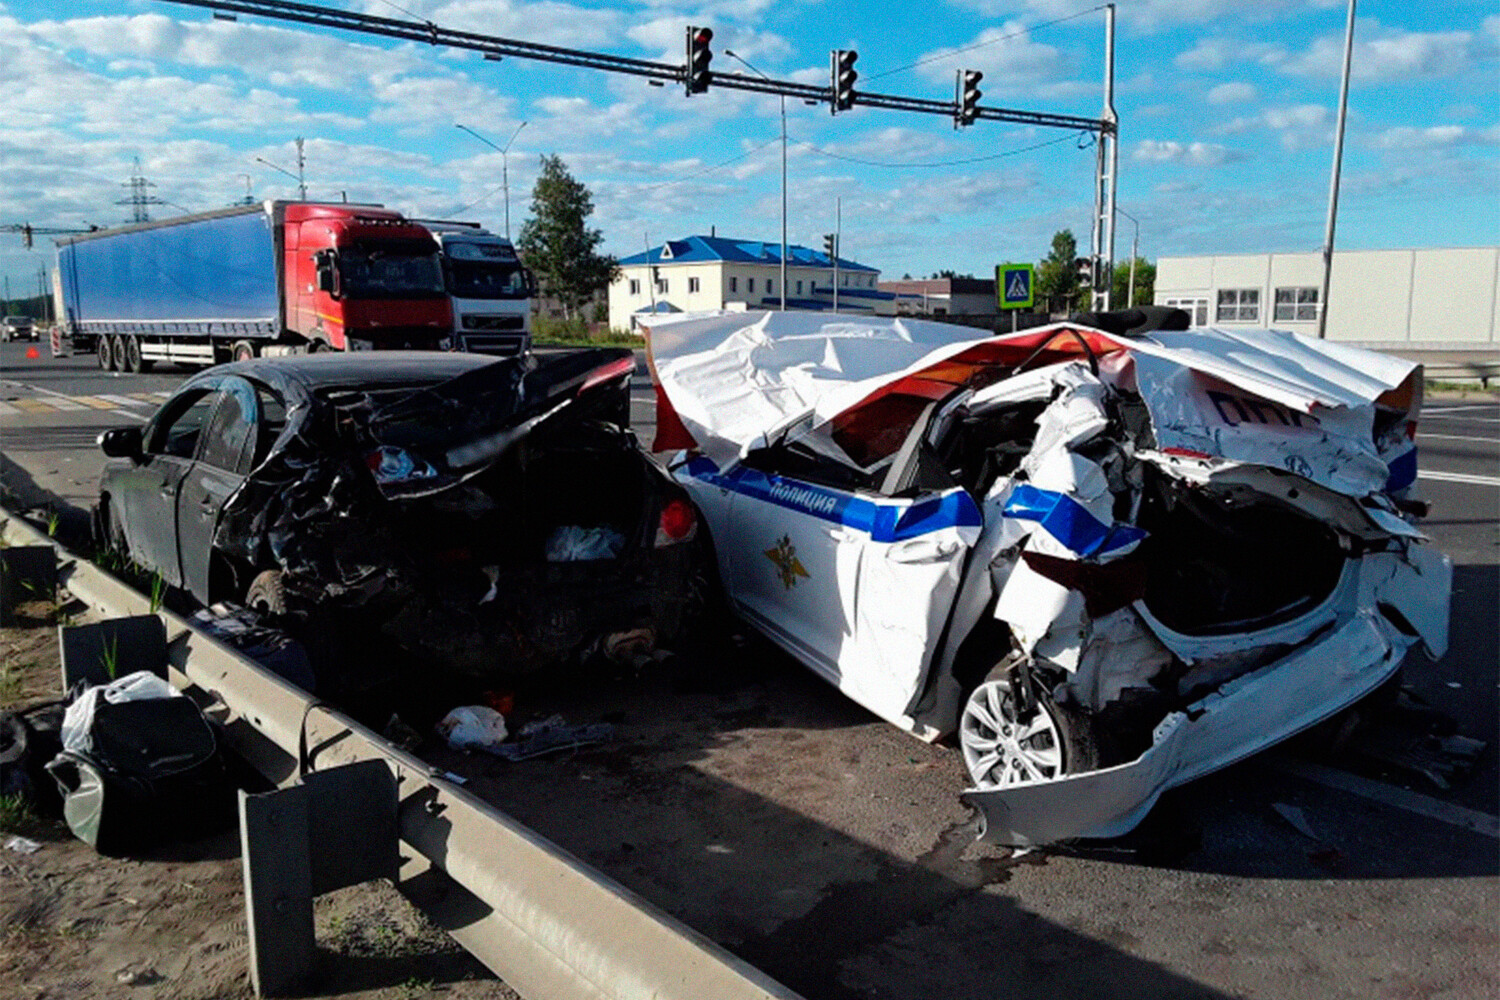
{"left": 725, "top": 50, "right": 787, "bottom": 311}
{"left": 1115, "top": 205, "right": 1140, "bottom": 308}
{"left": 456, "top": 121, "right": 528, "bottom": 239}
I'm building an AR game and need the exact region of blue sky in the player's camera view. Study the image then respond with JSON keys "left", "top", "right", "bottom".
{"left": 1, "top": 1, "right": 1495, "bottom": 301}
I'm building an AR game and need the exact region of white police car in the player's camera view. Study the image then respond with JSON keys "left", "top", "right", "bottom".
{"left": 646, "top": 309, "right": 1449, "bottom": 846}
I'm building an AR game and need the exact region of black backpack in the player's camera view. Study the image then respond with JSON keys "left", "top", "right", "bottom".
{"left": 46, "top": 694, "right": 231, "bottom": 856}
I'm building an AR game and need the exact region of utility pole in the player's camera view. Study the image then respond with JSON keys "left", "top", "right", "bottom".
{"left": 455, "top": 121, "right": 528, "bottom": 239}
{"left": 725, "top": 51, "right": 787, "bottom": 310}
{"left": 1089, "top": 4, "right": 1118, "bottom": 311}
{"left": 1116, "top": 205, "right": 1140, "bottom": 308}
{"left": 1318, "top": 0, "right": 1356, "bottom": 340}
{"left": 833, "top": 198, "right": 841, "bottom": 314}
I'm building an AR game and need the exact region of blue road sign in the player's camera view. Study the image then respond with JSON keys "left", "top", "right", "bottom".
{"left": 997, "top": 264, "right": 1034, "bottom": 310}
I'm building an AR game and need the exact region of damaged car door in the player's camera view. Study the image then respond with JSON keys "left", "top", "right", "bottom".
{"left": 177, "top": 376, "right": 265, "bottom": 602}
{"left": 698, "top": 397, "right": 982, "bottom": 728}
{"left": 112, "top": 381, "right": 224, "bottom": 588}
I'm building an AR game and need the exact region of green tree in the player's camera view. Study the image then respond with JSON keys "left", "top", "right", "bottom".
{"left": 1110, "top": 256, "right": 1156, "bottom": 309}
{"left": 516, "top": 155, "right": 618, "bottom": 320}
{"left": 1035, "top": 229, "right": 1083, "bottom": 313}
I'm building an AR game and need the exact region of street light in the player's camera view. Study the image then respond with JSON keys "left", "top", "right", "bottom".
{"left": 455, "top": 121, "right": 528, "bottom": 239}
{"left": 1114, "top": 205, "right": 1140, "bottom": 308}
{"left": 724, "top": 49, "right": 787, "bottom": 311}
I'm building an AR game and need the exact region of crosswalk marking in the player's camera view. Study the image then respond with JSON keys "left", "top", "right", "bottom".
{"left": 0, "top": 401, "right": 17, "bottom": 417}
{"left": 96, "top": 393, "right": 153, "bottom": 408}
{"left": 72, "top": 396, "right": 118, "bottom": 409}
{"left": 12, "top": 399, "right": 55, "bottom": 413}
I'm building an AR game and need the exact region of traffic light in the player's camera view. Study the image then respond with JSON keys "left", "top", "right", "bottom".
{"left": 831, "top": 50, "right": 858, "bottom": 113}
{"left": 1075, "top": 256, "right": 1095, "bottom": 286}
{"left": 823, "top": 233, "right": 837, "bottom": 260}
{"left": 686, "top": 26, "right": 713, "bottom": 95}
{"left": 957, "top": 70, "right": 983, "bottom": 126}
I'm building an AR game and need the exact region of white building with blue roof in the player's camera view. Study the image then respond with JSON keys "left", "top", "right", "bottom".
{"left": 609, "top": 234, "right": 892, "bottom": 331}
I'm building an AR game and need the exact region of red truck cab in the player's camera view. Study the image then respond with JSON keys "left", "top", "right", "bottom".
{"left": 282, "top": 204, "right": 452, "bottom": 351}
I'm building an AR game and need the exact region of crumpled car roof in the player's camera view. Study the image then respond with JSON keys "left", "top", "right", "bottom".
{"left": 644, "top": 311, "right": 1419, "bottom": 472}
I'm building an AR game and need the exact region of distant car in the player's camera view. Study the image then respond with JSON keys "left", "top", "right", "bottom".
{"left": 1, "top": 316, "right": 36, "bottom": 341}
{"left": 648, "top": 308, "right": 1451, "bottom": 846}
{"left": 95, "top": 350, "right": 704, "bottom": 680}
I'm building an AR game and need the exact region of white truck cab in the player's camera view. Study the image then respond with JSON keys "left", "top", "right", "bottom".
{"left": 420, "top": 221, "right": 536, "bottom": 356}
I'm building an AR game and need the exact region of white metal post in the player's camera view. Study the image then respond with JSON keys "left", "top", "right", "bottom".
{"left": 1318, "top": 0, "right": 1357, "bottom": 340}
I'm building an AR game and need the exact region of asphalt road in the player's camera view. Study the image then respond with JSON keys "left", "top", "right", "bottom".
{"left": 2, "top": 341, "right": 1497, "bottom": 1000}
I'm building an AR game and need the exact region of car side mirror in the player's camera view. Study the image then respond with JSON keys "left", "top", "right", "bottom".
{"left": 98, "top": 426, "right": 143, "bottom": 461}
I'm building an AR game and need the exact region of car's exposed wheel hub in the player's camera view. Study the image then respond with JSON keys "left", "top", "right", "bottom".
{"left": 960, "top": 680, "right": 1063, "bottom": 788}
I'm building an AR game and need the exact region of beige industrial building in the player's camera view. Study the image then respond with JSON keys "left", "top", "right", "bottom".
{"left": 1154, "top": 247, "right": 1499, "bottom": 349}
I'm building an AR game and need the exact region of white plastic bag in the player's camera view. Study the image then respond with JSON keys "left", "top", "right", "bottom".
{"left": 435, "top": 706, "right": 509, "bottom": 754}
{"left": 62, "top": 670, "right": 180, "bottom": 753}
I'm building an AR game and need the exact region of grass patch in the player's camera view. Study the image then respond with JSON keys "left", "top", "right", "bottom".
{"left": 1425, "top": 379, "right": 1499, "bottom": 398}
{"left": 531, "top": 315, "right": 643, "bottom": 347}
{"left": 0, "top": 792, "right": 39, "bottom": 835}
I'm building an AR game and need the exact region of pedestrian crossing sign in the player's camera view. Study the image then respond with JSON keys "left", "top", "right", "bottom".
{"left": 997, "top": 263, "right": 1034, "bottom": 310}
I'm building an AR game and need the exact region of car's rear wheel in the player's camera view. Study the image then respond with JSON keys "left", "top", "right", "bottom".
{"left": 959, "top": 666, "right": 1098, "bottom": 789}
{"left": 245, "top": 569, "right": 288, "bottom": 617}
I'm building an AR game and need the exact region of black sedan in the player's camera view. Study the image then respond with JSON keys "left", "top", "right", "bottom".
{"left": 95, "top": 349, "right": 704, "bottom": 679}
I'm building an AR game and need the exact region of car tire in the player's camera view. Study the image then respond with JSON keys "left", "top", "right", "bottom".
{"left": 122, "top": 335, "right": 143, "bottom": 374}
{"left": 959, "top": 666, "right": 1099, "bottom": 789}
{"left": 96, "top": 336, "right": 114, "bottom": 371}
{"left": 245, "top": 569, "right": 288, "bottom": 617}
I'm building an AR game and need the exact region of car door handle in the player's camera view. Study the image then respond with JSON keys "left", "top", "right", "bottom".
{"left": 887, "top": 536, "right": 963, "bottom": 563}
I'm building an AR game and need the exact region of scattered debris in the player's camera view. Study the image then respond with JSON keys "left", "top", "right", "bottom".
{"left": 4, "top": 835, "right": 42, "bottom": 854}
{"left": 494, "top": 715, "right": 614, "bottom": 761}
{"left": 383, "top": 713, "right": 423, "bottom": 752}
{"left": 546, "top": 525, "right": 626, "bottom": 562}
{"left": 1270, "top": 802, "right": 1343, "bottom": 869}
{"left": 436, "top": 706, "right": 509, "bottom": 754}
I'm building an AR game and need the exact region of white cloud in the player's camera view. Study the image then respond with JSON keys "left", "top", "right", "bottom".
{"left": 954, "top": 1, "right": 1340, "bottom": 33}
{"left": 914, "top": 21, "right": 1087, "bottom": 99}
{"left": 1269, "top": 22, "right": 1489, "bottom": 81}
{"left": 1207, "top": 81, "right": 1256, "bottom": 104}
{"left": 1373, "top": 124, "right": 1500, "bottom": 150}
{"left": 1132, "top": 139, "right": 1243, "bottom": 166}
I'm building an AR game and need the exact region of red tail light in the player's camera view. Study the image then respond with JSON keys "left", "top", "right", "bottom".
{"left": 655, "top": 498, "right": 697, "bottom": 546}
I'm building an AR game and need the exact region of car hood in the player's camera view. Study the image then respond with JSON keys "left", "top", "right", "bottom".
{"left": 645, "top": 311, "right": 1421, "bottom": 499}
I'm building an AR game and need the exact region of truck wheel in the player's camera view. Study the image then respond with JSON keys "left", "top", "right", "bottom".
{"left": 108, "top": 335, "right": 126, "bottom": 372}
{"left": 959, "top": 666, "right": 1099, "bottom": 789}
{"left": 245, "top": 569, "right": 288, "bottom": 617}
{"left": 122, "top": 335, "right": 143, "bottom": 373}
{"left": 96, "top": 336, "right": 114, "bottom": 371}
{"left": 231, "top": 340, "right": 257, "bottom": 363}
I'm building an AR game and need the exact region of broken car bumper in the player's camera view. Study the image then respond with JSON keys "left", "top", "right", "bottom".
{"left": 963, "top": 547, "right": 1451, "bottom": 847}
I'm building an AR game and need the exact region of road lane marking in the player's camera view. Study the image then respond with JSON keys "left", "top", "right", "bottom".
{"left": 1419, "top": 470, "right": 1500, "bottom": 487}
{"left": 1419, "top": 433, "right": 1499, "bottom": 445}
{"left": 1424, "top": 413, "right": 1500, "bottom": 424}
{"left": 12, "top": 399, "right": 54, "bottom": 413}
{"left": 1272, "top": 757, "right": 1499, "bottom": 839}
{"left": 0, "top": 401, "right": 17, "bottom": 417}
{"left": 96, "top": 393, "right": 153, "bottom": 408}
{"left": 72, "top": 396, "right": 118, "bottom": 409}
{"left": 41, "top": 397, "right": 86, "bottom": 411}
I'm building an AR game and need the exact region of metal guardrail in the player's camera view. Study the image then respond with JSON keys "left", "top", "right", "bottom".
{"left": 0, "top": 511, "right": 804, "bottom": 1000}
{"left": 1422, "top": 360, "right": 1499, "bottom": 387}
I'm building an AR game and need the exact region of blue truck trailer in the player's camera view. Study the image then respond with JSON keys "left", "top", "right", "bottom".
{"left": 54, "top": 201, "right": 453, "bottom": 372}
